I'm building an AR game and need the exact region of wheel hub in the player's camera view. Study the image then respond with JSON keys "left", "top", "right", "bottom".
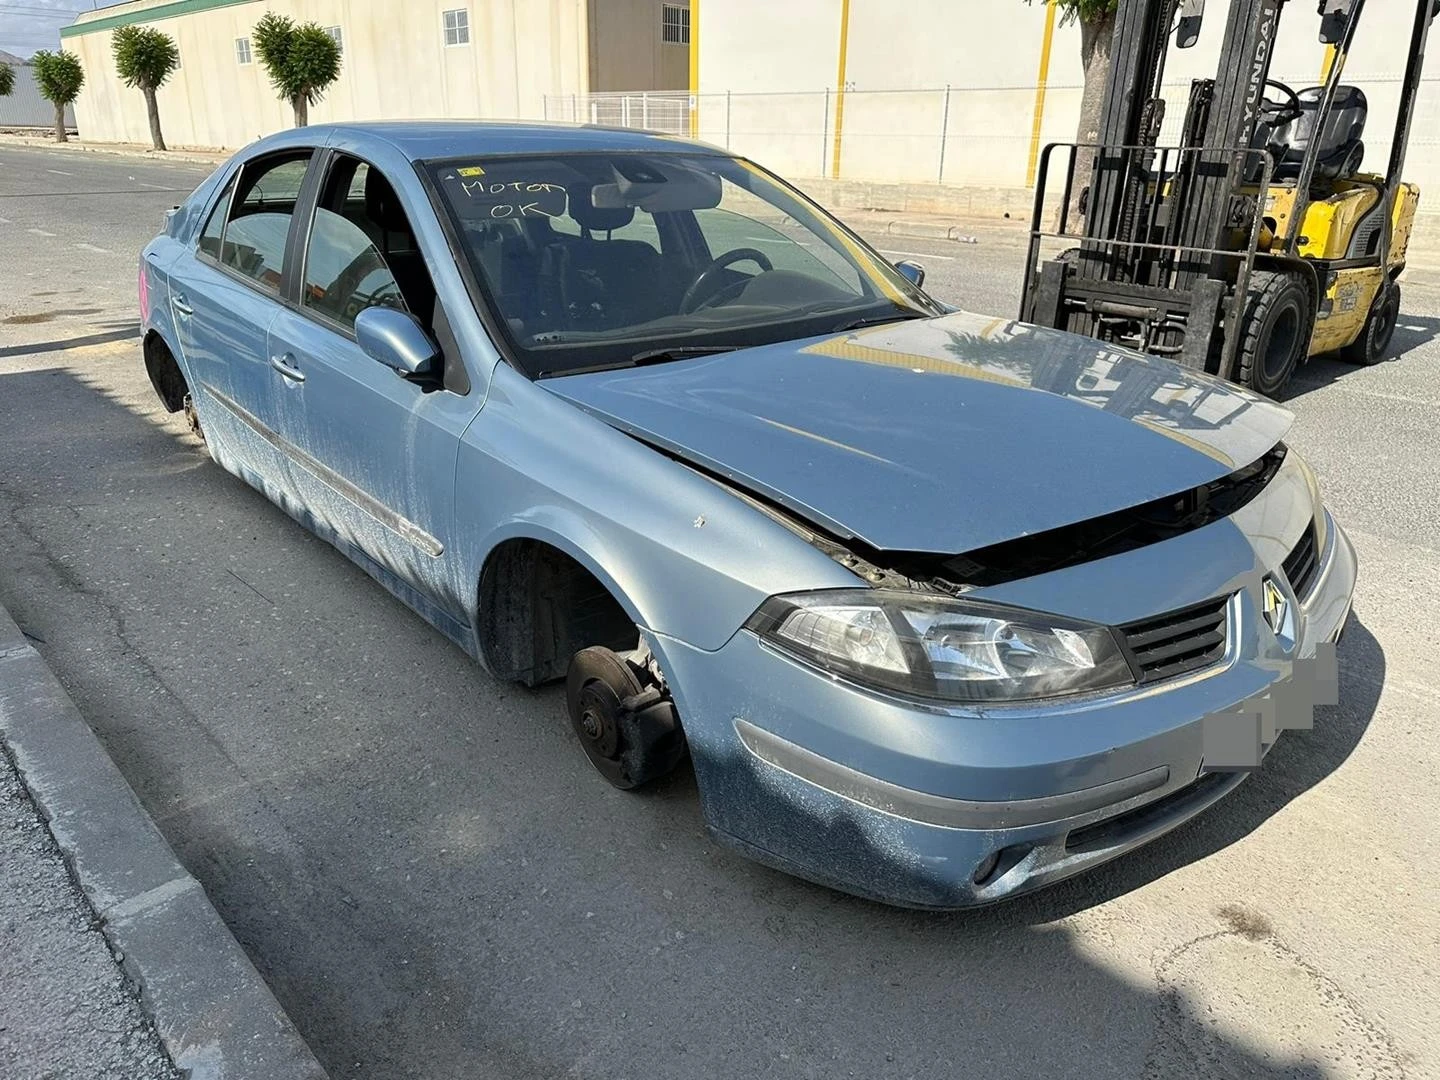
{"left": 575, "top": 681, "right": 621, "bottom": 758}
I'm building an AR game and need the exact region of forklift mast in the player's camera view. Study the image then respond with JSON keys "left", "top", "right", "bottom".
{"left": 1081, "top": 0, "right": 1287, "bottom": 285}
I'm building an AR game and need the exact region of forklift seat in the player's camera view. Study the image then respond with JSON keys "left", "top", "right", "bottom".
{"left": 1267, "top": 85, "right": 1367, "bottom": 183}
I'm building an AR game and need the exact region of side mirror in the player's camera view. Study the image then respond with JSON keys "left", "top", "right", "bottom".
{"left": 354, "top": 306, "right": 438, "bottom": 377}
{"left": 894, "top": 259, "right": 926, "bottom": 289}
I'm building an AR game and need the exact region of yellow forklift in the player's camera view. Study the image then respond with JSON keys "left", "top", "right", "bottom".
{"left": 1021, "top": 0, "right": 1437, "bottom": 396}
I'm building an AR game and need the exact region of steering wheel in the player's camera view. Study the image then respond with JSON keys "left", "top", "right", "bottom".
{"left": 679, "top": 247, "right": 774, "bottom": 314}
{"left": 1259, "top": 78, "right": 1303, "bottom": 128}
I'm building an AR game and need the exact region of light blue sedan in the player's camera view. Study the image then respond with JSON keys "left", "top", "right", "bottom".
{"left": 140, "top": 122, "right": 1355, "bottom": 908}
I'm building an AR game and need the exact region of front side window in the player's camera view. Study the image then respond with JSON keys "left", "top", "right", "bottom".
{"left": 427, "top": 152, "right": 936, "bottom": 377}
{"left": 217, "top": 153, "right": 312, "bottom": 293}
{"left": 303, "top": 211, "right": 403, "bottom": 329}
{"left": 301, "top": 154, "right": 435, "bottom": 332}
{"left": 443, "top": 8, "right": 470, "bottom": 46}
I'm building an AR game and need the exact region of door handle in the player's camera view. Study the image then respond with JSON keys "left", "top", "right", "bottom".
{"left": 171, "top": 294, "right": 193, "bottom": 316}
{"left": 270, "top": 352, "right": 305, "bottom": 383}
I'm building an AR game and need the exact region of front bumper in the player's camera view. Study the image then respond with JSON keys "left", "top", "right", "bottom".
{"left": 651, "top": 510, "right": 1357, "bottom": 909}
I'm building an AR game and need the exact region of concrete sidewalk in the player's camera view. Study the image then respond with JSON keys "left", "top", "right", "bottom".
{"left": 0, "top": 746, "right": 180, "bottom": 1080}
{"left": 0, "top": 603, "right": 329, "bottom": 1080}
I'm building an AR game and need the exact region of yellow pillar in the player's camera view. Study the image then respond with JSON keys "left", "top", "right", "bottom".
{"left": 830, "top": 0, "right": 852, "bottom": 180}
{"left": 689, "top": 0, "right": 701, "bottom": 138}
{"left": 1321, "top": 43, "right": 1337, "bottom": 81}
{"left": 1026, "top": 0, "right": 1059, "bottom": 188}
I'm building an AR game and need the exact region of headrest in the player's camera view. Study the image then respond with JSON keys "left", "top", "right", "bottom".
{"left": 567, "top": 185, "right": 635, "bottom": 232}
{"left": 365, "top": 168, "right": 411, "bottom": 233}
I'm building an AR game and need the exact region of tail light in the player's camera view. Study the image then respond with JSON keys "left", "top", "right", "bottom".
{"left": 138, "top": 261, "right": 150, "bottom": 322}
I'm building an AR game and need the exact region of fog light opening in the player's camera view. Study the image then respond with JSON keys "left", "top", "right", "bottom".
{"left": 974, "top": 844, "right": 1032, "bottom": 887}
{"left": 972, "top": 852, "right": 1001, "bottom": 886}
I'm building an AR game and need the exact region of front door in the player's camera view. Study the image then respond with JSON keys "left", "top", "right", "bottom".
{"left": 264, "top": 151, "right": 480, "bottom": 638}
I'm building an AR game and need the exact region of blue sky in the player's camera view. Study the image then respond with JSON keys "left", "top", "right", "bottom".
{"left": 0, "top": 1, "right": 129, "bottom": 58}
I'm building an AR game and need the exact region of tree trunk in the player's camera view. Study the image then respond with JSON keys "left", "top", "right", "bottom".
{"left": 53, "top": 101, "right": 67, "bottom": 143}
{"left": 143, "top": 85, "right": 166, "bottom": 152}
{"left": 1069, "top": 11, "right": 1115, "bottom": 224}
{"left": 292, "top": 94, "right": 308, "bottom": 128}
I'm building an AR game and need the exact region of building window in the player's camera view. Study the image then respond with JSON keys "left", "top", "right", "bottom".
{"left": 661, "top": 3, "right": 689, "bottom": 45}
{"left": 443, "top": 8, "right": 470, "bottom": 46}
{"left": 325, "top": 25, "right": 343, "bottom": 52}
{"left": 234, "top": 37, "right": 252, "bottom": 65}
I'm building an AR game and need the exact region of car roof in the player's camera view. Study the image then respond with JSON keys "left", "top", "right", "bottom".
{"left": 247, "top": 120, "right": 727, "bottom": 162}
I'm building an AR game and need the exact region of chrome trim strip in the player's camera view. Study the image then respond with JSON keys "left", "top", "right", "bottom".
{"left": 201, "top": 382, "right": 444, "bottom": 558}
{"left": 733, "top": 718, "right": 1170, "bottom": 830}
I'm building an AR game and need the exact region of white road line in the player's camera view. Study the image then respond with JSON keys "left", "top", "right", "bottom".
{"left": 0, "top": 217, "right": 11, "bottom": 225}
{"left": 46, "top": 168, "right": 74, "bottom": 176}
{"left": 879, "top": 248, "right": 957, "bottom": 262}
{"left": 75, "top": 242, "right": 110, "bottom": 254}
{"left": 138, "top": 182, "right": 172, "bottom": 190}
{"left": 26, "top": 228, "right": 56, "bottom": 237}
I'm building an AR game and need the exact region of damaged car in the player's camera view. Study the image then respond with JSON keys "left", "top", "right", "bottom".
{"left": 139, "top": 122, "right": 1356, "bottom": 908}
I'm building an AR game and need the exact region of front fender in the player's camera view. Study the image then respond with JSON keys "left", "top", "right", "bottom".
{"left": 456, "top": 364, "right": 862, "bottom": 651}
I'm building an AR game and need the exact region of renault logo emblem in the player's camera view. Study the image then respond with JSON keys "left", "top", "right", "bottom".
{"left": 1262, "top": 577, "right": 1288, "bottom": 634}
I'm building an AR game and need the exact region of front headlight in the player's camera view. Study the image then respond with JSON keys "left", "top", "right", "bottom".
{"left": 745, "top": 590, "right": 1135, "bottom": 704}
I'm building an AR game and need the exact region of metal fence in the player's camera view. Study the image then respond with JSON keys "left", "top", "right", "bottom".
{"left": 546, "top": 79, "right": 1440, "bottom": 194}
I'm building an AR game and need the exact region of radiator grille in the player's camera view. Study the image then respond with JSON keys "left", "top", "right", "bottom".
{"left": 1282, "top": 520, "right": 1320, "bottom": 600}
{"left": 1120, "top": 596, "right": 1230, "bottom": 684}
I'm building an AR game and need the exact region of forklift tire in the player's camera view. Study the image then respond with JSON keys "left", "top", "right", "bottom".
{"left": 1236, "top": 269, "right": 1312, "bottom": 397}
{"left": 1339, "top": 284, "right": 1400, "bottom": 366}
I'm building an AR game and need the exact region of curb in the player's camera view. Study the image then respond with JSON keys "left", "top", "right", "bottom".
{"left": 0, "top": 602, "right": 329, "bottom": 1080}
{"left": 0, "top": 134, "right": 228, "bottom": 167}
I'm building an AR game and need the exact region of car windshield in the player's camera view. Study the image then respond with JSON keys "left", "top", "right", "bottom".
{"left": 425, "top": 151, "right": 940, "bottom": 377}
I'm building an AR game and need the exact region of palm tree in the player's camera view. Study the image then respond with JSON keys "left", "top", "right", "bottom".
{"left": 30, "top": 50, "right": 85, "bottom": 143}
{"left": 112, "top": 25, "right": 179, "bottom": 152}
{"left": 252, "top": 13, "right": 342, "bottom": 128}
{"left": 0, "top": 62, "right": 16, "bottom": 100}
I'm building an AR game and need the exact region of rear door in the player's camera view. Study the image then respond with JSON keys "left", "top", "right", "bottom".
{"left": 172, "top": 149, "right": 316, "bottom": 498}
{"left": 263, "top": 150, "right": 481, "bottom": 633}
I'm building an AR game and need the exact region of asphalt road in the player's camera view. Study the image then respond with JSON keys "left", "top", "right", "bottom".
{"left": 2, "top": 143, "right": 1439, "bottom": 1080}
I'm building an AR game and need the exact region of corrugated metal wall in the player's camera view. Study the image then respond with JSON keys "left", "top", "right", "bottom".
{"left": 0, "top": 63, "right": 78, "bottom": 130}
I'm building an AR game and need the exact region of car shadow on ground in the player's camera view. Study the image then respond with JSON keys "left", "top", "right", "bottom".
{"left": 0, "top": 360, "right": 1394, "bottom": 1079}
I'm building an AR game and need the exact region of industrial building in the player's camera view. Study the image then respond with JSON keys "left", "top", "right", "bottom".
{"left": 678, "top": 0, "right": 1439, "bottom": 221}
{"left": 61, "top": 0, "right": 690, "bottom": 149}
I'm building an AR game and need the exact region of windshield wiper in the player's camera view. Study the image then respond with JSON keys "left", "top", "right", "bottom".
{"left": 538, "top": 345, "right": 741, "bottom": 379}
{"left": 833, "top": 310, "right": 932, "bottom": 332}
{"left": 630, "top": 345, "right": 743, "bottom": 364}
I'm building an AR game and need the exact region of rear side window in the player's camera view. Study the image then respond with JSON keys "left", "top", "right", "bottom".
{"left": 214, "top": 153, "right": 312, "bottom": 294}
{"left": 196, "top": 176, "right": 234, "bottom": 260}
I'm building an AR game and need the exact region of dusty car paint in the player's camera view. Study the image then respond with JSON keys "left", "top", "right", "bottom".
{"left": 140, "top": 122, "right": 1356, "bottom": 908}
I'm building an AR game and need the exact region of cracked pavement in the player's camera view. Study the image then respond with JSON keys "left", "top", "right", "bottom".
{"left": 2, "top": 143, "right": 1439, "bottom": 1079}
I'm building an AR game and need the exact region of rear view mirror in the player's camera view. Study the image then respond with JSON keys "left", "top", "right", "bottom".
{"left": 894, "top": 260, "right": 926, "bottom": 289}
{"left": 1318, "top": 0, "right": 1357, "bottom": 43}
{"left": 354, "top": 306, "right": 438, "bottom": 377}
{"left": 1176, "top": 0, "right": 1205, "bottom": 48}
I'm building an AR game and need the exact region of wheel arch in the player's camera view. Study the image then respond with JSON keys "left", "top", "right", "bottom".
{"left": 472, "top": 520, "right": 651, "bottom": 688}
{"left": 142, "top": 327, "right": 190, "bottom": 413}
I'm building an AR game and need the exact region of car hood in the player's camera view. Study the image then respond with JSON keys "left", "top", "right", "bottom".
{"left": 543, "top": 311, "right": 1292, "bottom": 554}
